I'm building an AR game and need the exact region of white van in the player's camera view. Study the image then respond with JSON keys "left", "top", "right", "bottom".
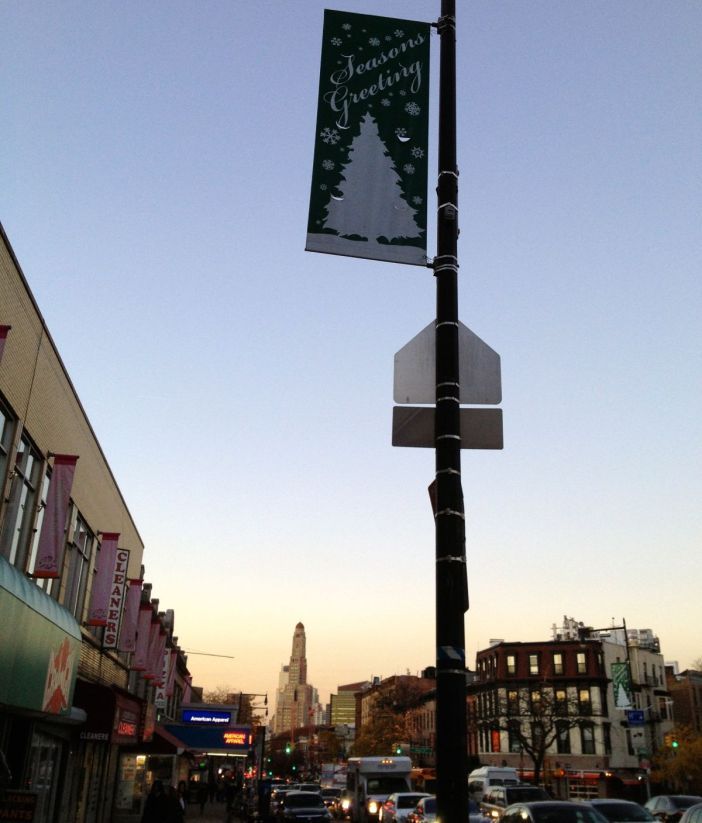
{"left": 467, "top": 767, "right": 520, "bottom": 802}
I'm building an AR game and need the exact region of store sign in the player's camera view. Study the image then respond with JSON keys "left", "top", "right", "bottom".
{"left": 117, "top": 718, "right": 138, "bottom": 738}
{"left": 182, "top": 709, "right": 232, "bottom": 725}
{"left": 223, "top": 730, "right": 252, "bottom": 746}
{"left": 103, "top": 549, "right": 130, "bottom": 649}
{"left": 0, "top": 790, "right": 37, "bottom": 821}
{"left": 114, "top": 695, "right": 141, "bottom": 745}
{"left": 154, "top": 649, "right": 170, "bottom": 709}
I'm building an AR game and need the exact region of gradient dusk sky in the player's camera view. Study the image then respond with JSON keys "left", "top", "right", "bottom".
{"left": 2, "top": 1, "right": 700, "bottom": 709}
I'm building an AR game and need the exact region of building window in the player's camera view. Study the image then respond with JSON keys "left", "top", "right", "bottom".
{"left": 577, "top": 652, "right": 587, "bottom": 674}
{"left": 507, "top": 690, "right": 519, "bottom": 715}
{"left": 580, "top": 723, "right": 595, "bottom": 754}
{"left": 63, "top": 508, "right": 95, "bottom": 621}
{"left": 555, "top": 688, "right": 568, "bottom": 716}
{"left": 553, "top": 653, "right": 563, "bottom": 675}
{"left": 0, "top": 433, "right": 42, "bottom": 570}
{"left": 507, "top": 655, "right": 516, "bottom": 675}
{"left": 603, "top": 723, "right": 612, "bottom": 755}
{"left": 530, "top": 689, "right": 541, "bottom": 711}
{"left": 27, "top": 471, "right": 53, "bottom": 596}
{"left": 529, "top": 654, "right": 539, "bottom": 675}
{"left": 579, "top": 688, "right": 592, "bottom": 716}
{"left": 490, "top": 727, "right": 501, "bottom": 753}
{"left": 0, "top": 400, "right": 15, "bottom": 497}
{"left": 556, "top": 722, "right": 571, "bottom": 754}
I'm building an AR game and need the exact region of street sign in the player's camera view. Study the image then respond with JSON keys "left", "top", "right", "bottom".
{"left": 626, "top": 710, "right": 645, "bottom": 726}
{"left": 392, "top": 407, "right": 503, "bottom": 449}
{"left": 394, "top": 321, "right": 501, "bottom": 405}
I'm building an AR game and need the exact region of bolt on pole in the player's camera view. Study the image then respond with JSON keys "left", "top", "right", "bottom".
{"left": 434, "top": 3, "right": 469, "bottom": 823}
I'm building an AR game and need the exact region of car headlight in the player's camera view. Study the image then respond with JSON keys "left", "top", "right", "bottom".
{"left": 368, "top": 801, "right": 379, "bottom": 815}
{"left": 341, "top": 799, "right": 351, "bottom": 811}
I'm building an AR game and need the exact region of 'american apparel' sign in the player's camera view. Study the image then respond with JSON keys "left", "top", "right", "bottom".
{"left": 306, "top": 9, "right": 431, "bottom": 266}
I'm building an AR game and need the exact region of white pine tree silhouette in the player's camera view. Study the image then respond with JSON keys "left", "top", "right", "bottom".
{"left": 323, "top": 112, "right": 421, "bottom": 243}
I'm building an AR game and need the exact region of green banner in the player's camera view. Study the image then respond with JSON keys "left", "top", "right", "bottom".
{"left": 306, "top": 9, "right": 431, "bottom": 266}
{"left": 0, "top": 556, "right": 81, "bottom": 715}
{"left": 611, "top": 661, "right": 633, "bottom": 709}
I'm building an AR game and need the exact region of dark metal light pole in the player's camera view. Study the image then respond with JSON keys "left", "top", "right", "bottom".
{"left": 434, "top": 3, "right": 468, "bottom": 823}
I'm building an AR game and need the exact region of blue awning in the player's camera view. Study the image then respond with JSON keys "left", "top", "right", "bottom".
{"left": 163, "top": 724, "right": 253, "bottom": 754}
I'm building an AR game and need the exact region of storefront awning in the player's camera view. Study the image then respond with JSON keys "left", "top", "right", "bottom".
{"left": 0, "top": 556, "right": 81, "bottom": 716}
{"left": 163, "top": 724, "right": 253, "bottom": 755}
{"left": 155, "top": 725, "right": 188, "bottom": 751}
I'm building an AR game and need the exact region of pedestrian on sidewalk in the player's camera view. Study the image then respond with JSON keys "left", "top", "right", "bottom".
{"left": 166, "top": 784, "right": 185, "bottom": 823}
{"left": 141, "top": 780, "right": 169, "bottom": 823}
{"left": 197, "top": 781, "right": 209, "bottom": 816}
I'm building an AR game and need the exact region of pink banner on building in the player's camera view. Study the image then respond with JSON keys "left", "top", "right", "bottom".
{"left": 132, "top": 605, "right": 153, "bottom": 671}
{"left": 0, "top": 326, "right": 11, "bottom": 365}
{"left": 86, "top": 532, "right": 119, "bottom": 625}
{"left": 143, "top": 619, "right": 161, "bottom": 680}
{"left": 182, "top": 674, "right": 193, "bottom": 704}
{"left": 156, "top": 628, "right": 168, "bottom": 688}
{"left": 153, "top": 630, "right": 168, "bottom": 686}
{"left": 118, "top": 579, "right": 142, "bottom": 653}
{"left": 165, "top": 649, "right": 177, "bottom": 697}
{"left": 33, "top": 454, "right": 79, "bottom": 579}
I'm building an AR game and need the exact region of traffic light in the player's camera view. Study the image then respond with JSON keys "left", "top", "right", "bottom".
{"left": 671, "top": 738, "right": 679, "bottom": 750}
{"left": 395, "top": 745, "right": 402, "bottom": 755}
{"left": 285, "top": 742, "right": 292, "bottom": 754}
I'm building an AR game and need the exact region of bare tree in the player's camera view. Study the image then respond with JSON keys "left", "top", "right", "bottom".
{"left": 484, "top": 684, "right": 591, "bottom": 784}
{"left": 203, "top": 685, "right": 239, "bottom": 704}
{"left": 351, "top": 677, "right": 428, "bottom": 756}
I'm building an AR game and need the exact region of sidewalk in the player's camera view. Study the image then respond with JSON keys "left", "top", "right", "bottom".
{"left": 185, "top": 799, "right": 232, "bottom": 822}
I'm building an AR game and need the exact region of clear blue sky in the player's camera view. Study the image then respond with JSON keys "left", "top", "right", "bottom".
{"left": 2, "top": 1, "right": 700, "bottom": 707}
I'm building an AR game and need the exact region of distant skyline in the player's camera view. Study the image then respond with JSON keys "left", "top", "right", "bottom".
{"left": 2, "top": 1, "right": 700, "bottom": 707}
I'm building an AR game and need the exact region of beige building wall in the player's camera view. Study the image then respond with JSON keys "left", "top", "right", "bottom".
{"left": 0, "top": 226, "right": 144, "bottom": 577}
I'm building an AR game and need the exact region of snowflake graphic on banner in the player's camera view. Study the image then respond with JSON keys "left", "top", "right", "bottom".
{"left": 320, "top": 127, "right": 340, "bottom": 145}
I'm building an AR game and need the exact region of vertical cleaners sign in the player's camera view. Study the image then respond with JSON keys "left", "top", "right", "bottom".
{"left": 103, "top": 549, "right": 130, "bottom": 649}
{"left": 306, "top": 10, "right": 431, "bottom": 266}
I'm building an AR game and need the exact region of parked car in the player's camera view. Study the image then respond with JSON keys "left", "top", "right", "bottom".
{"left": 679, "top": 803, "right": 702, "bottom": 823}
{"left": 380, "top": 793, "right": 432, "bottom": 823}
{"left": 276, "top": 791, "right": 333, "bottom": 823}
{"left": 480, "top": 785, "right": 551, "bottom": 819}
{"left": 501, "top": 801, "right": 609, "bottom": 823}
{"left": 588, "top": 799, "right": 655, "bottom": 822}
{"left": 645, "top": 797, "right": 702, "bottom": 823}
{"left": 405, "top": 795, "right": 489, "bottom": 823}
